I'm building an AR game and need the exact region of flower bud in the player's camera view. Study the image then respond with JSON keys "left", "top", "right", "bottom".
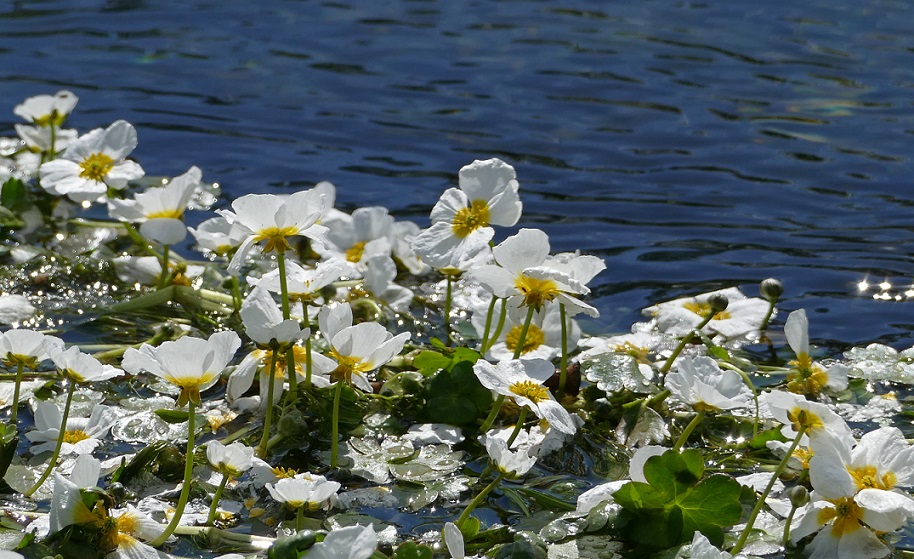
{"left": 707, "top": 293, "right": 729, "bottom": 314}
{"left": 760, "top": 278, "right": 784, "bottom": 302}
{"left": 789, "top": 485, "right": 809, "bottom": 508}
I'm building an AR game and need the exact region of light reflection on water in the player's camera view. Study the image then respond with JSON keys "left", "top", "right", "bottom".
{"left": 1, "top": 0, "right": 914, "bottom": 348}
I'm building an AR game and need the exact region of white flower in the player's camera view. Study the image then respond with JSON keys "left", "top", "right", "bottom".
{"left": 316, "top": 206, "right": 394, "bottom": 273}
{"left": 390, "top": 220, "right": 431, "bottom": 276}
{"left": 473, "top": 358, "right": 576, "bottom": 435}
{"left": 49, "top": 454, "right": 102, "bottom": 534}
{"left": 15, "top": 124, "right": 78, "bottom": 154}
{"left": 476, "top": 299, "right": 578, "bottom": 362}
{"left": 250, "top": 259, "right": 349, "bottom": 301}
{"left": 471, "top": 228, "right": 599, "bottom": 317}
{"left": 412, "top": 158, "right": 522, "bottom": 270}
{"left": 189, "top": 216, "right": 239, "bottom": 256}
{"left": 644, "top": 287, "right": 768, "bottom": 340}
{"left": 206, "top": 441, "right": 255, "bottom": 478}
{"left": 122, "top": 331, "right": 240, "bottom": 407}
{"left": 484, "top": 435, "right": 537, "bottom": 477}
{"left": 47, "top": 345, "right": 123, "bottom": 383}
{"left": 784, "top": 309, "right": 848, "bottom": 396}
{"left": 444, "top": 522, "right": 482, "bottom": 559}
{"left": 361, "top": 253, "right": 414, "bottom": 312}
{"left": 39, "top": 120, "right": 144, "bottom": 203}
{"left": 112, "top": 255, "right": 205, "bottom": 286}
{"left": 108, "top": 166, "right": 201, "bottom": 245}
{"left": 0, "top": 329, "right": 64, "bottom": 369}
{"left": 305, "top": 525, "right": 376, "bottom": 559}
{"left": 689, "top": 532, "right": 742, "bottom": 559}
{"left": 14, "top": 90, "right": 78, "bottom": 126}
{"left": 102, "top": 505, "right": 167, "bottom": 559}
{"left": 26, "top": 402, "right": 117, "bottom": 455}
{"left": 318, "top": 303, "right": 409, "bottom": 390}
{"left": 762, "top": 390, "right": 852, "bottom": 443}
{"left": 240, "top": 285, "right": 308, "bottom": 347}
{"left": 265, "top": 476, "right": 341, "bottom": 511}
{"left": 809, "top": 427, "right": 914, "bottom": 496}
{"left": 218, "top": 190, "right": 328, "bottom": 275}
{"left": 666, "top": 356, "right": 753, "bottom": 412}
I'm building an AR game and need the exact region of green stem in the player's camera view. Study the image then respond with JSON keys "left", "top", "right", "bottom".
{"left": 783, "top": 500, "right": 799, "bottom": 548}
{"left": 122, "top": 222, "right": 160, "bottom": 258}
{"left": 558, "top": 303, "right": 569, "bottom": 395}
{"left": 256, "top": 350, "right": 280, "bottom": 458}
{"left": 673, "top": 409, "right": 706, "bottom": 451}
{"left": 479, "top": 394, "right": 505, "bottom": 433}
{"left": 482, "top": 299, "right": 508, "bottom": 355}
{"left": 330, "top": 381, "right": 343, "bottom": 469}
{"left": 230, "top": 276, "right": 243, "bottom": 311}
{"left": 159, "top": 244, "right": 171, "bottom": 289}
{"left": 455, "top": 471, "right": 506, "bottom": 530}
{"left": 444, "top": 274, "right": 454, "bottom": 347}
{"left": 277, "top": 252, "right": 298, "bottom": 399}
{"left": 479, "top": 296, "right": 498, "bottom": 352}
{"left": 759, "top": 299, "right": 776, "bottom": 334}
{"left": 659, "top": 312, "right": 716, "bottom": 377}
{"left": 730, "top": 424, "right": 807, "bottom": 555}
{"left": 505, "top": 408, "right": 529, "bottom": 447}
{"left": 303, "top": 302, "right": 312, "bottom": 390}
{"left": 295, "top": 506, "right": 304, "bottom": 532}
{"left": 512, "top": 306, "right": 536, "bottom": 360}
{"left": 207, "top": 474, "right": 231, "bottom": 525}
{"left": 9, "top": 362, "right": 24, "bottom": 426}
{"left": 150, "top": 400, "right": 197, "bottom": 547}
{"left": 25, "top": 380, "right": 76, "bottom": 497}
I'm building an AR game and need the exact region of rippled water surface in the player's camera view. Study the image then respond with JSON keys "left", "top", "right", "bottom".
{"left": 2, "top": 0, "right": 914, "bottom": 348}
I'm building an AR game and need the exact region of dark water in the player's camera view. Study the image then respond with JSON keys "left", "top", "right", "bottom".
{"left": 2, "top": 0, "right": 914, "bottom": 349}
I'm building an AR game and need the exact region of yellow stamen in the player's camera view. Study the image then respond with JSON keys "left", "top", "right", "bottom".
{"left": 848, "top": 465, "right": 896, "bottom": 491}
{"left": 271, "top": 466, "right": 298, "bottom": 479}
{"left": 345, "top": 241, "right": 367, "bottom": 263}
{"left": 147, "top": 209, "right": 184, "bottom": 219}
{"left": 509, "top": 380, "right": 550, "bottom": 404}
{"left": 613, "top": 342, "right": 651, "bottom": 363}
{"left": 505, "top": 324, "right": 545, "bottom": 355}
{"left": 682, "top": 301, "right": 731, "bottom": 320}
{"left": 451, "top": 199, "right": 491, "bottom": 238}
{"left": 514, "top": 275, "right": 560, "bottom": 310}
{"left": 252, "top": 226, "right": 299, "bottom": 254}
{"left": 818, "top": 497, "right": 863, "bottom": 537}
{"left": 786, "top": 354, "right": 829, "bottom": 396}
{"left": 786, "top": 406, "right": 824, "bottom": 433}
{"left": 78, "top": 152, "right": 115, "bottom": 182}
{"left": 63, "top": 429, "right": 90, "bottom": 444}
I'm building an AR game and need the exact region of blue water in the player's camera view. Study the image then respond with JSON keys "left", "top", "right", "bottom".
{"left": 2, "top": 0, "right": 914, "bottom": 348}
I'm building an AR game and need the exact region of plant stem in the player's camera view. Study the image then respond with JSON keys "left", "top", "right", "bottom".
{"left": 482, "top": 299, "right": 508, "bottom": 355}
{"left": 330, "top": 381, "right": 343, "bottom": 469}
{"left": 159, "top": 244, "right": 171, "bottom": 289}
{"left": 505, "top": 408, "right": 528, "bottom": 447}
{"left": 303, "top": 302, "right": 312, "bottom": 390}
{"left": 455, "top": 471, "right": 505, "bottom": 530}
{"left": 207, "top": 474, "right": 230, "bottom": 525}
{"left": 558, "top": 303, "right": 569, "bottom": 395}
{"left": 673, "top": 409, "right": 706, "bottom": 451}
{"left": 256, "top": 351, "right": 280, "bottom": 458}
{"left": 659, "top": 311, "right": 716, "bottom": 377}
{"left": 149, "top": 400, "right": 197, "bottom": 547}
{"left": 479, "top": 296, "right": 498, "bottom": 353}
{"left": 444, "top": 273, "right": 454, "bottom": 347}
{"left": 25, "top": 380, "right": 76, "bottom": 497}
{"left": 479, "top": 306, "right": 536, "bottom": 432}
{"left": 276, "top": 252, "right": 299, "bottom": 399}
{"left": 9, "top": 362, "right": 24, "bottom": 426}
{"left": 512, "top": 306, "right": 536, "bottom": 360}
{"left": 759, "top": 299, "right": 776, "bottom": 334}
{"left": 479, "top": 394, "right": 505, "bottom": 433}
{"left": 295, "top": 506, "right": 304, "bottom": 532}
{"left": 730, "top": 424, "right": 807, "bottom": 555}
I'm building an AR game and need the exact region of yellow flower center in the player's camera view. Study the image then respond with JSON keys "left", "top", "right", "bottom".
{"left": 793, "top": 447, "right": 814, "bottom": 469}
{"left": 682, "top": 301, "right": 731, "bottom": 320}
{"left": 514, "top": 275, "right": 560, "bottom": 310}
{"left": 786, "top": 355, "right": 829, "bottom": 397}
{"left": 34, "top": 112, "right": 67, "bottom": 128}
{"left": 848, "top": 465, "right": 896, "bottom": 491}
{"left": 786, "top": 406, "right": 824, "bottom": 434}
{"left": 164, "top": 371, "right": 219, "bottom": 407}
{"left": 78, "top": 152, "right": 115, "bottom": 182}
{"left": 63, "top": 429, "right": 90, "bottom": 444}
{"left": 147, "top": 209, "right": 184, "bottom": 219}
{"left": 271, "top": 466, "right": 298, "bottom": 479}
{"left": 3, "top": 353, "right": 39, "bottom": 369}
{"left": 818, "top": 497, "right": 863, "bottom": 538}
{"left": 252, "top": 226, "right": 300, "bottom": 254}
{"left": 451, "top": 199, "right": 491, "bottom": 238}
{"left": 329, "top": 349, "right": 373, "bottom": 384}
{"left": 345, "top": 241, "right": 367, "bottom": 263}
{"left": 509, "top": 380, "right": 550, "bottom": 404}
{"left": 115, "top": 512, "right": 139, "bottom": 538}
{"left": 505, "top": 324, "right": 545, "bottom": 355}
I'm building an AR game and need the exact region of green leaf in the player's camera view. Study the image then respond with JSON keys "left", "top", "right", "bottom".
{"left": 460, "top": 517, "right": 480, "bottom": 541}
{"left": 392, "top": 541, "right": 434, "bottom": 559}
{"left": 1, "top": 178, "right": 27, "bottom": 211}
{"left": 422, "top": 361, "right": 492, "bottom": 426}
{"left": 677, "top": 474, "right": 742, "bottom": 546}
{"left": 413, "top": 350, "right": 452, "bottom": 375}
{"left": 268, "top": 529, "right": 319, "bottom": 559}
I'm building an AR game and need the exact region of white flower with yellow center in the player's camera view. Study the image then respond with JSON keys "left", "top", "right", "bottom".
{"left": 763, "top": 390, "right": 852, "bottom": 443}
{"left": 475, "top": 299, "right": 578, "bottom": 362}
{"left": 265, "top": 476, "right": 341, "bottom": 511}
{"left": 240, "top": 285, "right": 308, "bottom": 348}
{"left": 206, "top": 440, "right": 255, "bottom": 478}
{"left": 47, "top": 345, "right": 123, "bottom": 384}
{"left": 26, "top": 401, "right": 117, "bottom": 455}
{"left": 318, "top": 303, "right": 409, "bottom": 390}
{"left": 108, "top": 166, "right": 201, "bottom": 245}
{"left": 412, "top": 158, "right": 522, "bottom": 270}
{"left": 218, "top": 190, "right": 329, "bottom": 275}
{"left": 122, "top": 331, "right": 240, "bottom": 407}
{"left": 306, "top": 524, "right": 376, "bottom": 559}
{"left": 100, "top": 505, "right": 166, "bottom": 559}
{"left": 791, "top": 431, "right": 914, "bottom": 559}
{"left": 644, "top": 287, "right": 769, "bottom": 340}
{"left": 189, "top": 216, "right": 239, "bottom": 256}
{"left": 473, "top": 358, "right": 576, "bottom": 435}
{"left": 38, "top": 120, "right": 144, "bottom": 203}
{"left": 0, "top": 329, "right": 64, "bottom": 370}
{"left": 667, "top": 356, "right": 753, "bottom": 413}
{"left": 484, "top": 435, "right": 537, "bottom": 477}
{"left": 471, "top": 228, "right": 599, "bottom": 317}
{"left": 250, "top": 259, "right": 350, "bottom": 302}
{"left": 784, "top": 309, "right": 848, "bottom": 397}
{"left": 315, "top": 206, "right": 394, "bottom": 274}
{"left": 14, "top": 90, "right": 78, "bottom": 127}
